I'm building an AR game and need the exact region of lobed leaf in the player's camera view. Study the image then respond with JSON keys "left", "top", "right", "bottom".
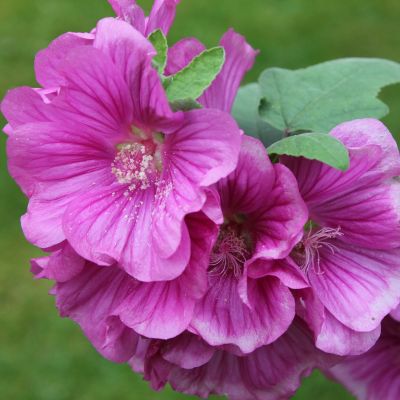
{"left": 259, "top": 58, "right": 400, "bottom": 133}
{"left": 232, "top": 83, "right": 282, "bottom": 146}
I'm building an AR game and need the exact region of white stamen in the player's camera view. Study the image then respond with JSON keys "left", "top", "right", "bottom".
{"left": 295, "top": 226, "right": 343, "bottom": 274}
{"left": 209, "top": 227, "right": 249, "bottom": 278}
{"left": 111, "top": 143, "right": 157, "bottom": 193}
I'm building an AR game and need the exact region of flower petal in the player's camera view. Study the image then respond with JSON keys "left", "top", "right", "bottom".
{"left": 94, "top": 17, "right": 181, "bottom": 133}
{"left": 282, "top": 145, "right": 382, "bottom": 207}
{"left": 8, "top": 120, "right": 112, "bottom": 248}
{"left": 201, "top": 187, "right": 224, "bottom": 225}
{"left": 331, "top": 118, "right": 400, "bottom": 178}
{"left": 251, "top": 163, "right": 308, "bottom": 259}
{"left": 216, "top": 136, "right": 307, "bottom": 260}
{"left": 247, "top": 258, "right": 308, "bottom": 289}
{"left": 316, "top": 309, "right": 381, "bottom": 356}
{"left": 108, "top": 0, "right": 146, "bottom": 33}
{"left": 329, "top": 317, "right": 400, "bottom": 400}
{"left": 63, "top": 179, "right": 191, "bottom": 281}
{"left": 296, "top": 288, "right": 381, "bottom": 355}
{"left": 391, "top": 304, "right": 400, "bottom": 322}
{"left": 199, "top": 29, "right": 258, "bottom": 112}
{"left": 190, "top": 274, "right": 295, "bottom": 353}
{"left": 311, "top": 178, "right": 400, "bottom": 249}
{"left": 117, "top": 278, "right": 195, "bottom": 339}
{"left": 7, "top": 121, "right": 112, "bottom": 198}
{"left": 115, "top": 213, "right": 216, "bottom": 338}
{"left": 309, "top": 241, "right": 400, "bottom": 332}
{"left": 146, "top": 0, "right": 180, "bottom": 36}
{"left": 1, "top": 87, "right": 53, "bottom": 133}
{"left": 35, "top": 32, "right": 93, "bottom": 88}
{"left": 93, "top": 17, "right": 154, "bottom": 77}
{"left": 129, "top": 336, "right": 151, "bottom": 374}
{"left": 165, "top": 38, "right": 205, "bottom": 76}
{"left": 31, "top": 243, "right": 85, "bottom": 282}
{"left": 161, "top": 333, "right": 215, "bottom": 369}
{"left": 54, "top": 262, "right": 139, "bottom": 362}
{"left": 54, "top": 44, "right": 134, "bottom": 138}
{"left": 216, "top": 136, "right": 274, "bottom": 215}
{"left": 283, "top": 120, "right": 400, "bottom": 209}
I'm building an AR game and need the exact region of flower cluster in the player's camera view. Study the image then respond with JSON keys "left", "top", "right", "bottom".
{"left": 2, "top": 1, "right": 400, "bottom": 399}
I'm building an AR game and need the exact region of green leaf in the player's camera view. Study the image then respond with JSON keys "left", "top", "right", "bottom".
{"left": 232, "top": 84, "right": 283, "bottom": 147}
{"left": 259, "top": 58, "right": 400, "bottom": 133}
{"left": 148, "top": 29, "right": 168, "bottom": 74}
{"left": 166, "top": 47, "right": 225, "bottom": 102}
{"left": 267, "top": 132, "right": 350, "bottom": 171}
{"left": 169, "top": 98, "right": 202, "bottom": 112}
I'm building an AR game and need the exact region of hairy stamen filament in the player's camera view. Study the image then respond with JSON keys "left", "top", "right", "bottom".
{"left": 209, "top": 227, "right": 250, "bottom": 278}
{"left": 295, "top": 226, "right": 343, "bottom": 274}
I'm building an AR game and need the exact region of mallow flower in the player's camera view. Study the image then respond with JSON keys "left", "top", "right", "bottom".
{"left": 9, "top": 0, "right": 312, "bottom": 354}
{"left": 189, "top": 135, "right": 309, "bottom": 353}
{"left": 1, "top": 17, "right": 242, "bottom": 282}
{"left": 328, "top": 316, "right": 400, "bottom": 400}
{"left": 26, "top": 24, "right": 312, "bottom": 372}
{"left": 282, "top": 119, "right": 400, "bottom": 356}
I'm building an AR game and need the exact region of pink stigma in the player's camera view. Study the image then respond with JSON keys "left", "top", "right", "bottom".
{"left": 209, "top": 225, "right": 251, "bottom": 278}
{"left": 294, "top": 226, "right": 343, "bottom": 274}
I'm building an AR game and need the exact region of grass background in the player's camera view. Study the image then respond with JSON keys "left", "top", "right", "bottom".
{"left": 0, "top": 0, "right": 399, "bottom": 399}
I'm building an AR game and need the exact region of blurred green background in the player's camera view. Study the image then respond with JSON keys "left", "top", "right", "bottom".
{"left": 1, "top": 0, "right": 399, "bottom": 399}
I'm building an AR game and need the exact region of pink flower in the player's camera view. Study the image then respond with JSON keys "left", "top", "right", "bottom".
{"left": 2, "top": 17, "right": 242, "bottom": 282}
{"left": 189, "top": 136, "right": 308, "bottom": 353}
{"left": 283, "top": 119, "right": 400, "bottom": 356}
{"left": 328, "top": 316, "right": 400, "bottom": 400}
{"left": 3, "top": 4, "right": 332, "bottom": 398}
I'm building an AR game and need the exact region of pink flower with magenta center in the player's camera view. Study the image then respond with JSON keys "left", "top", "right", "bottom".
{"left": 188, "top": 136, "right": 309, "bottom": 354}
{"left": 2, "top": 17, "right": 242, "bottom": 282}
{"left": 284, "top": 119, "right": 400, "bottom": 356}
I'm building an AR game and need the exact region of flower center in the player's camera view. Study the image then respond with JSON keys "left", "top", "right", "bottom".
{"left": 111, "top": 141, "right": 162, "bottom": 193}
{"left": 209, "top": 220, "right": 252, "bottom": 278}
{"left": 292, "top": 223, "right": 343, "bottom": 274}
